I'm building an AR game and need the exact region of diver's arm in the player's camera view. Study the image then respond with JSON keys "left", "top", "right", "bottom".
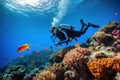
{"left": 56, "top": 31, "right": 69, "bottom": 45}
{"left": 57, "top": 39, "right": 70, "bottom": 45}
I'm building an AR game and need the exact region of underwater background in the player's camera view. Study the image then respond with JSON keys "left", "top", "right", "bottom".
{"left": 0, "top": 0, "right": 120, "bottom": 80}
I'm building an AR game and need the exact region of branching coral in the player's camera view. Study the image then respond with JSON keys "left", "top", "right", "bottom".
{"left": 87, "top": 58, "right": 120, "bottom": 79}
{"left": 63, "top": 48, "right": 89, "bottom": 69}
{"left": 33, "top": 71, "right": 56, "bottom": 80}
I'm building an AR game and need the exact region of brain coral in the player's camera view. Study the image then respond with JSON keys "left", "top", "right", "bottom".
{"left": 63, "top": 48, "right": 89, "bottom": 69}
{"left": 87, "top": 58, "right": 120, "bottom": 79}
{"left": 33, "top": 71, "right": 56, "bottom": 80}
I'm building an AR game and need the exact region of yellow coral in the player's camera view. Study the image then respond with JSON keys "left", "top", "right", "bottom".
{"left": 87, "top": 58, "right": 120, "bottom": 79}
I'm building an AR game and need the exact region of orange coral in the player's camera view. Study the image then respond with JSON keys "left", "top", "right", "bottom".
{"left": 63, "top": 48, "right": 89, "bottom": 68}
{"left": 87, "top": 58, "right": 120, "bottom": 79}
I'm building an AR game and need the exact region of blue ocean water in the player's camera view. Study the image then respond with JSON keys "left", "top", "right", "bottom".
{"left": 0, "top": 0, "right": 120, "bottom": 68}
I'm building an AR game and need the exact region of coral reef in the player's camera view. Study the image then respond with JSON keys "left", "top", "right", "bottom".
{"left": 1, "top": 21, "right": 120, "bottom": 80}
{"left": 87, "top": 58, "right": 120, "bottom": 79}
{"left": 2, "top": 65, "right": 26, "bottom": 80}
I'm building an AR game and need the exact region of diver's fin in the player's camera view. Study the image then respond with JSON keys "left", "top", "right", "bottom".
{"left": 88, "top": 23, "right": 100, "bottom": 28}
{"left": 80, "top": 19, "right": 87, "bottom": 26}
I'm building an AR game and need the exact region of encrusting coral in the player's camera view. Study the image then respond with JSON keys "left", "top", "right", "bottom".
{"left": 63, "top": 48, "right": 90, "bottom": 70}
{"left": 87, "top": 58, "right": 120, "bottom": 79}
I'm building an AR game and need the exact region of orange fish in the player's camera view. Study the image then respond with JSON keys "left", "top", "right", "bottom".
{"left": 64, "top": 77, "right": 69, "bottom": 80}
{"left": 74, "top": 42, "right": 80, "bottom": 47}
{"left": 17, "top": 44, "right": 30, "bottom": 52}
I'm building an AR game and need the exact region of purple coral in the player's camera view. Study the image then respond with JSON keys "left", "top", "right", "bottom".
{"left": 112, "top": 29, "right": 120, "bottom": 37}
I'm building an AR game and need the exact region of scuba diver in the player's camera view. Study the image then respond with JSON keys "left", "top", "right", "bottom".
{"left": 50, "top": 19, "right": 100, "bottom": 46}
